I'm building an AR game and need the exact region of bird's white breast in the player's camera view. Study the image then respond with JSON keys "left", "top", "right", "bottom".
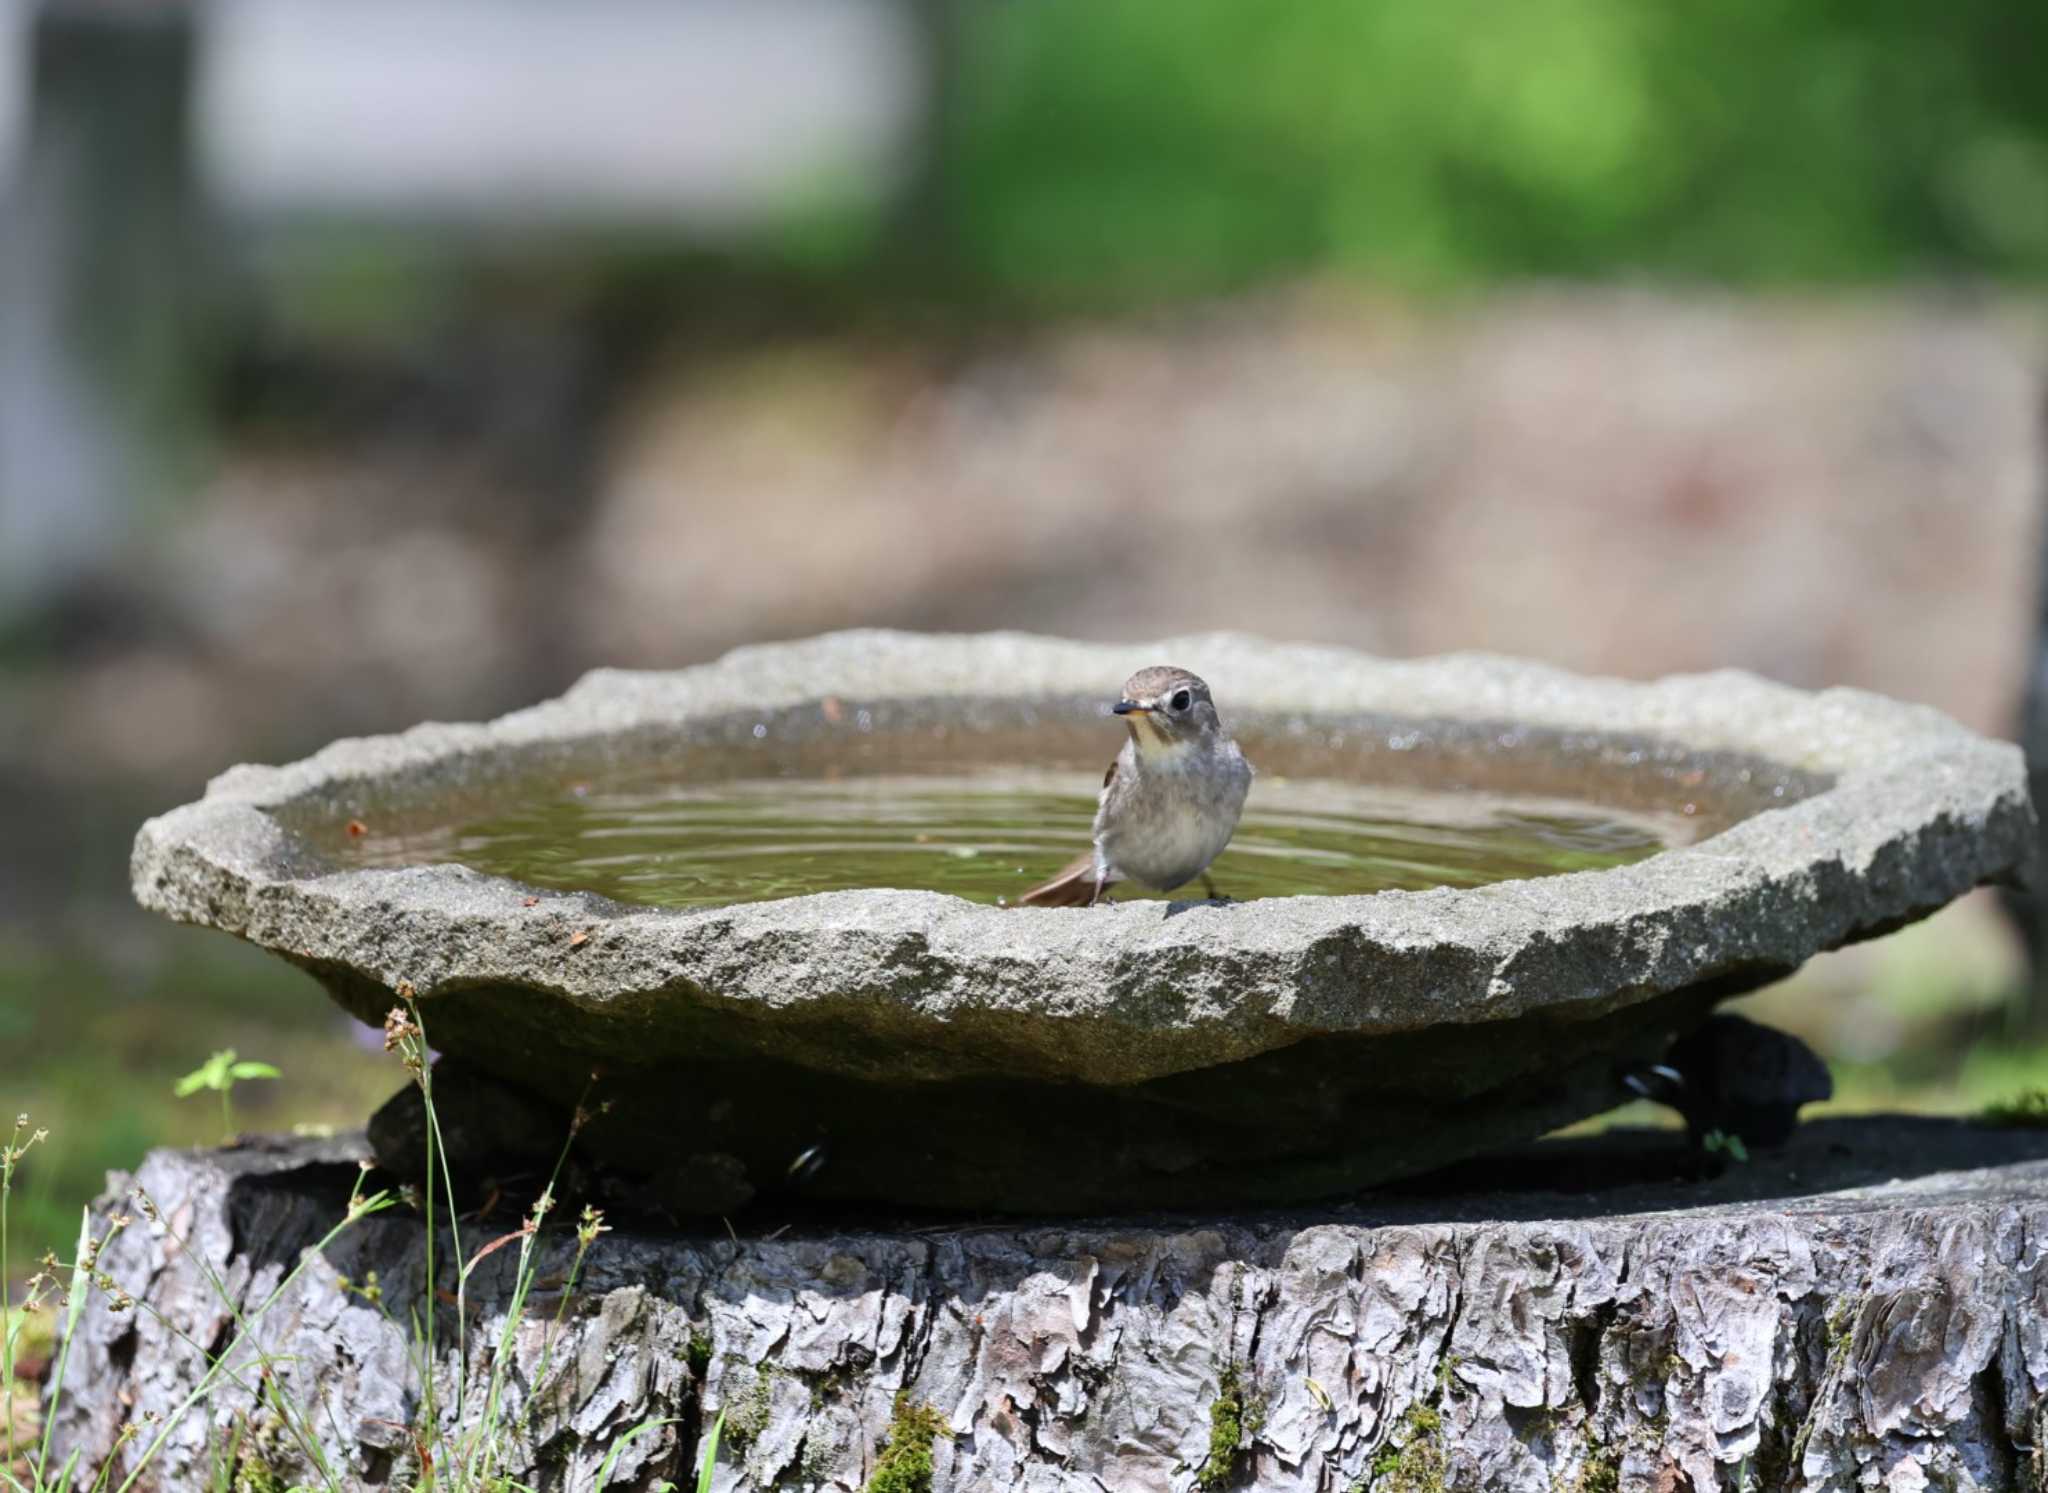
{"left": 1095, "top": 737, "right": 1251, "bottom": 890}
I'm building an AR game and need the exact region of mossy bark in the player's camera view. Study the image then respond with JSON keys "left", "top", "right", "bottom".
{"left": 44, "top": 1121, "right": 2048, "bottom": 1491}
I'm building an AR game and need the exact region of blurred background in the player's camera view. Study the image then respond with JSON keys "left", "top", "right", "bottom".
{"left": 3, "top": 0, "right": 2048, "bottom": 1259}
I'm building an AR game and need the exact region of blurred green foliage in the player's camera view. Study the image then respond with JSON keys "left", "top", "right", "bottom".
{"left": 939, "top": 0, "right": 2048, "bottom": 303}
{"left": 0, "top": 928, "right": 393, "bottom": 1268}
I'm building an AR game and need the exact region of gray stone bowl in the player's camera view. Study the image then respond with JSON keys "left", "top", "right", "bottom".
{"left": 132, "top": 631, "right": 2033, "bottom": 1211}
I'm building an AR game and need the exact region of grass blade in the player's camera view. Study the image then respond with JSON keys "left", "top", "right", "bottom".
{"left": 33, "top": 1210, "right": 95, "bottom": 1483}
{"left": 695, "top": 1409, "right": 724, "bottom": 1493}
{"left": 591, "top": 1416, "right": 679, "bottom": 1492}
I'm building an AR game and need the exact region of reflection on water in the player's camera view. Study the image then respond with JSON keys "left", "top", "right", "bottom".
{"left": 329, "top": 768, "right": 1689, "bottom": 908}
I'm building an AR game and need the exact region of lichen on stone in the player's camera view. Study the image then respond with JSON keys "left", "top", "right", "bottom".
{"left": 719, "top": 1363, "right": 776, "bottom": 1452}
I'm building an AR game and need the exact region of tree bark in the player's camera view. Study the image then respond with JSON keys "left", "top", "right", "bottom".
{"left": 45, "top": 1120, "right": 2048, "bottom": 1491}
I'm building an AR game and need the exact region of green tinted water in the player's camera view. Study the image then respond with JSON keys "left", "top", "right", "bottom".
{"left": 330, "top": 769, "right": 1682, "bottom": 908}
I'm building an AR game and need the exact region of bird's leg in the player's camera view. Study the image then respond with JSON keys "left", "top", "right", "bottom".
{"left": 1201, "top": 873, "right": 1232, "bottom": 904}
{"left": 1090, "top": 866, "right": 1109, "bottom": 906}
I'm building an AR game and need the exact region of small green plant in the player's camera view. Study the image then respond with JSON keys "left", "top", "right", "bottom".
{"left": 866, "top": 1394, "right": 947, "bottom": 1493}
{"left": 3, "top": 985, "right": 619, "bottom": 1493}
{"left": 1700, "top": 1129, "right": 1750, "bottom": 1164}
{"left": 172, "top": 1051, "right": 281, "bottom": 1141}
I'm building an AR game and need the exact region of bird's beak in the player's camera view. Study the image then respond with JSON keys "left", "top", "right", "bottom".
{"left": 1112, "top": 700, "right": 1150, "bottom": 715}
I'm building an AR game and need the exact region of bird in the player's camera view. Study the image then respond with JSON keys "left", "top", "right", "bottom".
{"left": 1016, "top": 666, "right": 1253, "bottom": 907}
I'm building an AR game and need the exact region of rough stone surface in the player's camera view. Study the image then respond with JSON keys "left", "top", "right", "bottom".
{"left": 47, "top": 1122, "right": 2048, "bottom": 1492}
{"left": 128, "top": 632, "right": 2036, "bottom": 1207}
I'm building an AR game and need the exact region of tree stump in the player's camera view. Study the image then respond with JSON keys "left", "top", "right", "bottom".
{"left": 45, "top": 1119, "right": 2048, "bottom": 1491}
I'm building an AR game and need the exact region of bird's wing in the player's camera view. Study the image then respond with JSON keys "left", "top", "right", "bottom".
{"left": 1014, "top": 756, "right": 1122, "bottom": 906}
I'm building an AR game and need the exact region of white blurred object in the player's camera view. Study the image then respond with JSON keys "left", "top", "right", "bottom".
{"left": 1, "top": 0, "right": 191, "bottom": 621}
{"left": 196, "top": 0, "right": 922, "bottom": 226}
{"left": 0, "top": 0, "right": 26, "bottom": 189}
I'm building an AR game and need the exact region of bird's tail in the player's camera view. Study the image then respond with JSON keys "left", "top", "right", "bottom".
{"left": 1015, "top": 850, "right": 1114, "bottom": 907}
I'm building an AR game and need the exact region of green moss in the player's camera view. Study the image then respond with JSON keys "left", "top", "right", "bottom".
{"left": 1367, "top": 1399, "right": 1448, "bottom": 1493}
{"left": 228, "top": 1420, "right": 294, "bottom": 1493}
{"left": 1199, "top": 1363, "right": 1265, "bottom": 1489}
{"left": 684, "top": 1330, "right": 713, "bottom": 1377}
{"left": 867, "top": 1394, "right": 947, "bottom": 1493}
{"left": 806, "top": 1364, "right": 856, "bottom": 1412}
{"left": 1569, "top": 1441, "right": 1620, "bottom": 1493}
{"left": 1565, "top": 1414, "right": 1623, "bottom": 1493}
{"left": 232, "top": 1459, "right": 289, "bottom": 1493}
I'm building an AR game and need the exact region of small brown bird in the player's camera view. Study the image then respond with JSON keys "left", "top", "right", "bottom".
{"left": 1018, "top": 666, "right": 1253, "bottom": 906}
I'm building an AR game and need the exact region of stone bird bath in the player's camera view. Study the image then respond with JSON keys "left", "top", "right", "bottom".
{"left": 131, "top": 631, "right": 2033, "bottom": 1211}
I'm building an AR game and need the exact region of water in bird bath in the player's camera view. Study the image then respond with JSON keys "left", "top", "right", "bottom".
{"left": 325, "top": 765, "right": 1690, "bottom": 908}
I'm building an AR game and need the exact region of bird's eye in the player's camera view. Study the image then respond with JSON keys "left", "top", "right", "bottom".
{"left": 1171, "top": 689, "right": 1192, "bottom": 712}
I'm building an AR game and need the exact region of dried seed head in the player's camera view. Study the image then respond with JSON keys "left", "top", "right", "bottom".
{"left": 382, "top": 1007, "right": 422, "bottom": 1052}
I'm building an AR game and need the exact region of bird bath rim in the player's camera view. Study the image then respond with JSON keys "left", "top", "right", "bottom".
{"left": 130, "top": 630, "right": 2034, "bottom": 1090}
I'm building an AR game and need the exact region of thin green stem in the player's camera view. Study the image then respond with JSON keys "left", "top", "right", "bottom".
{"left": 519, "top": 1233, "right": 596, "bottom": 1430}
{"left": 420, "top": 1064, "right": 468, "bottom": 1439}
{"left": 1, "top": 1119, "right": 15, "bottom": 1473}
{"left": 113, "top": 1193, "right": 393, "bottom": 1493}
{"left": 468, "top": 1084, "right": 588, "bottom": 1486}
{"left": 113, "top": 1228, "right": 345, "bottom": 1493}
